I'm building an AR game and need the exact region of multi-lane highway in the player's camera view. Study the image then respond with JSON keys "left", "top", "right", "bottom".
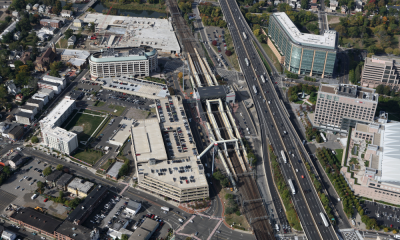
{"left": 219, "top": 0, "right": 339, "bottom": 239}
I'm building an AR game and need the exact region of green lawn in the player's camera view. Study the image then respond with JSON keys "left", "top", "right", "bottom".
{"left": 259, "top": 41, "right": 283, "bottom": 73}
{"left": 65, "top": 112, "right": 105, "bottom": 141}
{"left": 94, "top": 101, "right": 106, "bottom": 107}
{"left": 294, "top": 100, "right": 304, "bottom": 104}
{"left": 224, "top": 29, "right": 240, "bottom": 71}
{"left": 56, "top": 38, "right": 68, "bottom": 48}
{"left": 72, "top": 149, "right": 103, "bottom": 165}
{"left": 335, "top": 148, "right": 344, "bottom": 165}
{"left": 364, "top": 160, "right": 370, "bottom": 167}
{"left": 108, "top": 104, "right": 126, "bottom": 116}
{"left": 100, "top": 159, "right": 116, "bottom": 171}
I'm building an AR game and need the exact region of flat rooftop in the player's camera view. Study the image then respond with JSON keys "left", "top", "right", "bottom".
{"left": 319, "top": 84, "right": 378, "bottom": 102}
{"left": 43, "top": 75, "right": 64, "bottom": 81}
{"left": 38, "top": 88, "right": 54, "bottom": 95}
{"left": 40, "top": 97, "right": 75, "bottom": 128}
{"left": 101, "top": 77, "right": 169, "bottom": 99}
{"left": 68, "top": 177, "right": 94, "bottom": 194}
{"left": 55, "top": 221, "right": 97, "bottom": 240}
{"left": 91, "top": 47, "right": 156, "bottom": 63}
{"left": 43, "top": 126, "right": 77, "bottom": 142}
{"left": 10, "top": 207, "right": 62, "bottom": 234}
{"left": 38, "top": 80, "right": 60, "bottom": 86}
{"left": 138, "top": 156, "right": 208, "bottom": 190}
{"left": 61, "top": 49, "right": 90, "bottom": 59}
{"left": 272, "top": 12, "right": 337, "bottom": 50}
{"left": 107, "top": 161, "right": 124, "bottom": 178}
{"left": 109, "top": 118, "right": 136, "bottom": 146}
{"left": 131, "top": 118, "right": 167, "bottom": 163}
{"left": 82, "top": 13, "right": 180, "bottom": 52}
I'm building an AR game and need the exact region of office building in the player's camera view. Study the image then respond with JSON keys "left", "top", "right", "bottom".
{"left": 1, "top": 230, "right": 16, "bottom": 240}
{"left": 361, "top": 55, "right": 400, "bottom": 91}
{"left": 341, "top": 122, "right": 400, "bottom": 205}
{"left": 42, "top": 127, "right": 78, "bottom": 154}
{"left": 89, "top": 47, "right": 158, "bottom": 79}
{"left": 40, "top": 19, "right": 62, "bottom": 28}
{"left": 40, "top": 97, "right": 75, "bottom": 130}
{"left": 8, "top": 125, "right": 24, "bottom": 140}
{"left": 67, "top": 177, "right": 94, "bottom": 198}
{"left": 132, "top": 96, "right": 208, "bottom": 202}
{"left": 268, "top": 12, "right": 337, "bottom": 78}
{"left": 125, "top": 200, "right": 141, "bottom": 216}
{"left": 312, "top": 84, "right": 378, "bottom": 132}
{"left": 10, "top": 207, "right": 63, "bottom": 239}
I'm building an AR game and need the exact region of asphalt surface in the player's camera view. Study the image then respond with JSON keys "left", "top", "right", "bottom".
{"left": 364, "top": 200, "right": 400, "bottom": 229}
{"left": 219, "top": 0, "right": 338, "bottom": 239}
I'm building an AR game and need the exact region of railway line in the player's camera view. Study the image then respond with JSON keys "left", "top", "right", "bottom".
{"left": 209, "top": 104, "right": 275, "bottom": 240}
{"left": 167, "top": 0, "right": 207, "bottom": 86}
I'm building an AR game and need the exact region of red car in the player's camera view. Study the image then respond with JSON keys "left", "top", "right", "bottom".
{"left": 301, "top": 175, "right": 304, "bottom": 179}
{"left": 44, "top": 198, "right": 48, "bottom": 202}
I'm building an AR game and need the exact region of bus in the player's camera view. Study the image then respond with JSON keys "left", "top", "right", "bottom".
{"left": 320, "top": 212, "right": 329, "bottom": 227}
{"left": 243, "top": 32, "right": 247, "bottom": 39}
{"left": 253, "top": 85, "right": 258, "bottom": 95}
{"left": 161, "top": 207, "right": 169, "bottom": 212}
{"left": 288, "top": 179, "right": 295, "bottom": 195}
{"left": 260, "top": 75, "right": 266, "bottom": 83}
{"left": 245, "top": 58, "right": 249, "bottom": 66}
{"left": 281, "top": 150, "right": 287, "bottom": 163}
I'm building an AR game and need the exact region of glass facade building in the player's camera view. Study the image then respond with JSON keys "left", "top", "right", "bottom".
{"left": 268, "top": 13, "right": 338, "bottom": 78}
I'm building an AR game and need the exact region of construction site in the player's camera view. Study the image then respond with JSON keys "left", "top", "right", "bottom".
{"left": 82, "top": 13, "right": 180, "bottom": 54}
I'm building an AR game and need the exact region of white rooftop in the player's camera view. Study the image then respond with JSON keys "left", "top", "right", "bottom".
{"left": 68, "top": 177, "right": 94, "bottom": 193}
{"left": 131, "top": 118, "right": 168, "bottom": 163}
{"left": 273, "top": 12, "right": 337, "bottom": 49}
{"left": 82, "top": 13, "right": 180, "bottom": 52}
{"left": 61, "top": 49, "right": 90, "bottom": 60}
{"left": 380, "top": 122, "right": 400, "bottom": 183}
{"left": 42, "top": 126, "right": 77, "bottom": 142}
{"left": 40, "top": 97, "right": 75, "bottom": 128}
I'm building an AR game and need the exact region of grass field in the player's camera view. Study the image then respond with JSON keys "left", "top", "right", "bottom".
{"left": 100, "top": 159, "right": 116, "bottom": 171}
{"left": 65, "top": 112, "right": 105, "bottom": 141}
{"left": 259, "top": 41, "right": 283, "bottom": 73}
{"left": 108, "top": 104, "right": 126, "bottom": 116}
{"left": 72, "top": 149, "right": 103, "bottom": 165}
{"left": 56, "top": 38, "right": 68, "bottom": 49}
{"left": 335, "top": 148, "right": 344, "bottom": 165}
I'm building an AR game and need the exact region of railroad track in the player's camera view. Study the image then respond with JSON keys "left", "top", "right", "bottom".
{"left": 210, "top": 105, "right": 275, "bottom": 240}
{"left": 167, "top": 0, "right": 207, "bottom": 85}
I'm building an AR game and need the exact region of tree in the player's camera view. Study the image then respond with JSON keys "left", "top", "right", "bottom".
{"left": 348, "top": 69, "right": 355, "bottom": 84}
{"left": 64, "top": 29, "right": 74, "bottom": 40}
{"left": 178, "top": 72, "right": 183, "bottom": 79}
{"left": 335, "top": 25, "right": 347, "bottom": 36}
{"left": 225, "top": 50, "right": 232, "bottom": 56}
{"left": 385, "top": 47, "right": 393, "bottom": 54}
{"left": 31, "top": 136, "right": 39, "bottom": 143}
{"left": 37, "top": 181, "right": 45, "bottom": 194}
{"left": 393, "top": 230, "right": 398, "bottom": 234}
{"left": 43, "top": 166, "right": 52, "bottom": 176}
{"left": 121, "top": 234, "right": 129, "bottom": 240}
{"left": 118, "top": 163, "right": 129, "bottom": 177}
{"left": 253, "top": 29, "right": 260, "bottom": 37}
{"left": 0, "top": 85, "right": 7, "bottom": 99}
{"left": 383, "top": 85, "right": 391, "bottom": 95}
{"left": 56, "top": 164, "right": 63, "bottom": 171}
{"left": 393, "top": 48, "right": 400, "bottom": 56}
{"left": 11, "top": 0, "right": 25, "bottom": 11}
{"left": 376, "top": 84, "right": 384, "bottom": 94}
{"left": 212, "top": 40, "right": 217, "bottom": 46}
{"left": 89, "top": 22, "right": 95, "bottom": 32}
{"left": 59, "top": 191, "right": 64, "bottom": 199}
{"left": 21, "top": 88, "right": 30, "bottom": 97}
{"left": 355, "top": 65, "right": 361, "bottom": 83}
{"left": 390, "top": 89, "right": 396, "bottom": 97}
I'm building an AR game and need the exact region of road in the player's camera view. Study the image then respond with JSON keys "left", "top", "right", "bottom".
{"left": 219, "top": 0, "right": 338, "bottom": 239}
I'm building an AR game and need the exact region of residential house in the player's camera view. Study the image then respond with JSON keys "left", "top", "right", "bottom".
{"left": 35, "top": 44, "right": 57, "bottom": 72}
{"left": 32, "top": 3, "right": 39, "bottom": 10}
{"left": 341, "top": 5, "right": 348, "bottom": 14}
{"left": 56, "top": 173, "right": 74, "bottom": 191}
{"left": 13, "top": 31, "right": 20, "bottom": 41}
{"left": 5, "top": 81, "right": 20, "bottom": 95}
{"left": 39, "top": 27, "right": 56, "bottom": 35}
{"left": 61, "top": 10, "right": 73, "bottom": 18}
{"left": 20, "top": 52, "right": 31, "bottom": 64}
{"left": 311, "top": 3, "right": 318, "bottom": 11}
{"left": 355, "top": 0, "right": 363, "bottom": 12}
{"left": 330, "top": 0, "right": 338, "bottom": 10}
{"left": 106, "top": 161, "right": 124, "bottom": 180}
{"left": 26, "top": 3, "right": 32, "bottom": 10}
{"left": 37, "top": 32, "right": 48, "bottom": 41}
{"left": 12, "top": 11, "right": 19, "bottom": 18}
{"left": 15, "top": 94, "right": 23, "bottom": 102}
{"left": 73, "top": 19, "right": 83, "bottom": 28}
{"left": 67, "top": 178, "right": 94, "bottom": 198}
{"left": 19, "top": 105, "right": 37, "bottom": 115}
{"left": 0, "top": 21, "right": 17, "bottom": 40}
{"left": 32, "top": 93, "right": 49, "bottom": 105}
{"left": 8, "top": 125, "right": 24, "bottom": 140}
{"left": 6, "top": 152, "right": 26, "bottom": 168}
{"left": 68, "top": 35, "right": 76, "bottom": 47}
{"left": 38, "top": 5, "right": 45, "bottom": 13}
{"left": 38, "top": 88, "right": 55, "bottom": 99}
{"left": 26, "top": 99, "right": 43, "bottom": 111}
{"left": 15, "top": 112, "right": 33, "bottom": 125}
{"left": 40, "top": 19, "right": 62, "bottom": 28}
{"left": 45, "top": 5, "right": 52, "bottom": 14}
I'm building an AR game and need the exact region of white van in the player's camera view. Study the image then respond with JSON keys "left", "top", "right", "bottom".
{"left": 31, "top": 194, "right": 38, "bottom": 200}
{"left": 275, "top": 224, "right": 280, "bottom": 231}
{"left": 178, "top": 218, "right": 184, "bottom": 223}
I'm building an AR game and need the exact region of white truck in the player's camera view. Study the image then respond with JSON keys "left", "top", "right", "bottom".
{"left": 31, "top": 194, "right": 38, "bottom": 200}
{"left": 253, "top": 85, "right": 258, "bottom": 95}
{"left": 179, "top": 218, "right": 184, "bottom": 223}
{"left": 161, "top": 206, "right": 169, "bottom": 212}
{"left": 243, "top": 32, "right": 247, "bottom": 39}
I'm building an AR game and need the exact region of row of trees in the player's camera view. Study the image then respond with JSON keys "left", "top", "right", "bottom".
{"left": 376, "top": 84, "right": 396, "bottom": 97}
{"left": 269, "top": 145, "right": 302, "bottom": 230}
{"left": 287, "top": 83, "right": 318, "bottom": 103}
{"left": 242, "top": 138, "right": 258, "bottom": 166}
{"left": 213, "top": 169, "right": 230, "bottom": 187}
{"left": 224, "top": 193, "right": 240, "bottom": 216}
{"left": 198, "top": 3, "right": 227, "bottom": 28}
{"left": 118, "top": 159, "right": 130, "bottom": 178}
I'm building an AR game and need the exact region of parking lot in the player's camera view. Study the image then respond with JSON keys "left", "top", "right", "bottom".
{"left": 364, "top": 200, "right": 400, "bottom": 229}
{"left": 0, "top": 157, "right": 68, "bottom": 217}
{"left": 205, "top": 26, "right": 229, "bottom": 68}
{"left": 95, "top": 89, "right": 154, "bottom": 111}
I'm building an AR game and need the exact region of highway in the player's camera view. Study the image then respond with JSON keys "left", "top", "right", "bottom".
{"left": 218, "top": 0, "right": 338, "bottom": 239}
